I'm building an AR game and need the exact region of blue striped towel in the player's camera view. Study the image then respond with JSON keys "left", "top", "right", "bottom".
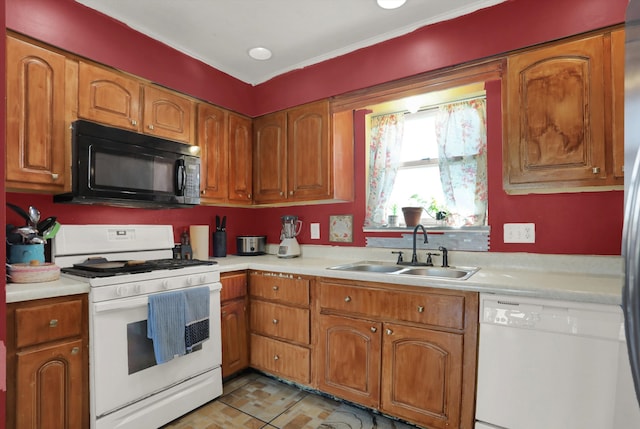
{"left": 147, "top": 290, "right": 186, "bottom": 364}
{"left": 184, "top": 286, "right": 210, "bottom": 351}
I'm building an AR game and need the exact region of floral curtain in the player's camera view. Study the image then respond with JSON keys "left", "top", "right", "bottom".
{"left": 365, "top": 113, "right": 404, "bottom": 226}
{"left": 435, "top": 98, "right": 487, "bottom": 226}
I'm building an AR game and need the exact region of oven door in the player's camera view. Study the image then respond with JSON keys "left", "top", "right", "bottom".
{"left": 91, "top": 284, "right": 221, "bottom": 418}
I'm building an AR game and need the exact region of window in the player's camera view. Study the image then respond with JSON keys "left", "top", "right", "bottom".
{"left": 365, "top": 92, "right": 488, "bottom": 229}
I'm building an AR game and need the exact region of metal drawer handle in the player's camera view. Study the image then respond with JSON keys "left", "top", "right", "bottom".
{"left": 272, "top": 319, "right": 279, "bottom": 324}
{"left": 593, "top": 166, "right": 601, "bottom": 174}
{"left": 344, "top": 296, "right": 351, "bottom": 302}
{"left": 51, "top": 173, "right": 59, "bottom": 180}
{"left": 71, "top": 347, "right": 79, "bottom": 355}
{"left": 370, "top": 327, "right": 377, "bottom": 333}
{"left": 273, "top": 285, "right": 279, "bottom": 291}
{"left": 274, "top": 355, "right": 279, "bottom": 361}
{"left": 49, "top": 319, "right": 58, "bottom": 328}
{"left": 417, "top": 306, "right": 424, "bottom": 313}
{"left": 386, "top": 329, "right": 393, "bottom": 335}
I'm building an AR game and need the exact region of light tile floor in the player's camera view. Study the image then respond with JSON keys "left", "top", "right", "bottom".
{"left": 162, "top": 371, "right": 421, "bottom": 429}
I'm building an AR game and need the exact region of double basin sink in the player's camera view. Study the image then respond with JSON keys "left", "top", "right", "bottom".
{"left": 327, "top": 260, "right": 479, "bottom": 281}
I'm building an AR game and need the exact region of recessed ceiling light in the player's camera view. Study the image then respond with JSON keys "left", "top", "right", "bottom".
{"left": 377, "top": 0, "right": 406, "bottom": 10}
{"left": 248, "top": 47, "right": 272, "bottom": 61}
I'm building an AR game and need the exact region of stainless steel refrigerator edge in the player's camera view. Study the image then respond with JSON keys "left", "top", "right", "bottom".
{"left": 623, "top": 0, "right": 640, "bottom": 407}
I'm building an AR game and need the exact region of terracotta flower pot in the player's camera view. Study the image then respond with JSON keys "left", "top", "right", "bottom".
{"left": 401, "top": 206, "right": 423, "bottom": 227}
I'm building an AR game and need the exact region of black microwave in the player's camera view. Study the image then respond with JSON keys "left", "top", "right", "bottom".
{"left": 55, "top": 120, "right": 201, "bottom": 208}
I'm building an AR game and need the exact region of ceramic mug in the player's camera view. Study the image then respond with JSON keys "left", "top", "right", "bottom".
{"left": 9, "top": 244, "right": 45, "bottom": 264}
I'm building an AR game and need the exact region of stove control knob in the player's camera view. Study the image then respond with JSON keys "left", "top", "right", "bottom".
{"left": 161, "top": 280, "right": 170, "bottom": 290}
{"left": 199, "top": 275, "right": 207, "bottom": 284}
{"left": 115, "top": 286, "right": 125, "bottom": 296}
{"left": 186, "top": 277, "right": 194, "bottom": 286}
{"left": 134, "top": 284, "right": 142, "bottom": 294}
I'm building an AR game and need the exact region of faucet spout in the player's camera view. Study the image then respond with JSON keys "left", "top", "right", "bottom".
{"left": 411, "top": 224, "right": 428, "bottom": 264}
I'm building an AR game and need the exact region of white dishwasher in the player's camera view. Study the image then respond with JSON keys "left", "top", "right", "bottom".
{"left": 475, "top": 293, "right": 623, "bottom": 429}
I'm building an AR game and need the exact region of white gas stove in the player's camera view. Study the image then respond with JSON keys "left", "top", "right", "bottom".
{"left": 52, "top": 225, "right": 223, "bottom": 429}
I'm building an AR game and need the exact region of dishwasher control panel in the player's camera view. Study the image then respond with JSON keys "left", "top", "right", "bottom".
{"left": 480, "top": 294, "right": 622, "bottom": 339}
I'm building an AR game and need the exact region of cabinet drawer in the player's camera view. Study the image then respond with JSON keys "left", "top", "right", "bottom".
{"left": 15, "top": 299, "right": 83, "bottom": 348}
{"left": 249, "top": 272, "right": 309, "bottom": 306}
{"left": 221, "top": 272, "right": 247, "bottom": 302}
{"left": 250, "top": 300, "right": 310, "bottom": 344}
{"left": 250, "top": 334, "right": 310, "bottom": 384}
{"left": 319, "top": 282, "right": 465, "bottom": 330}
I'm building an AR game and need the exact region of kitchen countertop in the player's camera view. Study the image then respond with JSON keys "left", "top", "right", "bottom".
{"left": 6, "top": 245, "right": 624, "bottom": 305}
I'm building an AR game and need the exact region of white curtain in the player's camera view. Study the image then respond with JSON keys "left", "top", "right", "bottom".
{"left": 435, "top": 98, "right": 488, "bottom": 227}
{"left": 365, "top": 113, "right": 404, "bottom": 226}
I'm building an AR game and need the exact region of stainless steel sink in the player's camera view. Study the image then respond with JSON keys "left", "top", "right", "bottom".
{"left": 394, "top": 266, "right": 479, "bottom": 280}
{"left": 326, "top": 261, "right": 479, "bottom": 280}
{"left": 326, "top": 261, "right": 404, "bottom": 273}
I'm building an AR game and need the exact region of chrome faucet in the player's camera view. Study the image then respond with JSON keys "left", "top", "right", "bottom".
{"left": 410, "top": 224, "right": 428, "bottom": 264}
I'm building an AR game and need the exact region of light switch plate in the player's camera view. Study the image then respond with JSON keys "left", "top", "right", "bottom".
{"left": 504, "top": 223, "right": 535, "bottom": 243}
{"left": 310, "top": 223, "right": 320, "bottom": 239}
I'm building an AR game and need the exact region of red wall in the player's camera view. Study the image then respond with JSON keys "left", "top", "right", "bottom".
{"left": 4, "top": 0, "right": 627, "bottom": 257}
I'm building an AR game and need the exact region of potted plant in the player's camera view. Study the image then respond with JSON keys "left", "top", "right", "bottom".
{"left": 387, "top": 204, "right": 399, "bottom": 227}
{"left": 401, "top": 194, "right": 427, "bottom": 227}
{"left": 427, "top": 198, "right": 449, "bottom": 224}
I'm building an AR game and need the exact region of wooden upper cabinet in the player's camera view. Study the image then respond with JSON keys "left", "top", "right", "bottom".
{"left": 288, "top": 100, "right": 331, "bottom": 200}
{"left": 197, "top": 103, "right": 228, "bottom": 203}
{"left": 78, "top": 61, "right": 141, "bottom": 131}
{"left": 253, "top": 99, "right": 353, "bottom": 204}
{"left": 253, "top": 111, "right": 287, "bottom": 203}
{"left": 6, "top": 36, "right": 69, "bottom": 192}
{"left": 228, "top": 112, "right": 253, "bottom": 204}
{"left": 611, "top": 29, "right": 625, "bottom": 179}
{"left": 505, "top": 34, "right": 612, "bottom": 192}
{"left": 78, "top": 62, "right": 194, "bottom": 143}
{"left": 142, "top": 84, "right": 194, "bottom": 142}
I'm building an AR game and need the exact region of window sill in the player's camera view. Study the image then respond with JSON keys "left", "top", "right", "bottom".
{"left": 363, "top": 225, "right": 489, "bottom": 233}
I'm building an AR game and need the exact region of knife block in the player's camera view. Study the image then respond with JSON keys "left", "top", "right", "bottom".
{"left": 213, "top": 231, "right": 227, "bottom": 257}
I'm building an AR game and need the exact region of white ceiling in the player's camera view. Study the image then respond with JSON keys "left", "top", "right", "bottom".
{"left": 75, "top": 0, "right": 506, "bottom": 86}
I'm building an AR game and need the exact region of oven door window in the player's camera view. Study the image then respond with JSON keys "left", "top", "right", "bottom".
{"left": 127, "top": 320, "right": 202, "bottom": 375}
{"left": 92, "top": 290, "right": 221, "bottom": 417}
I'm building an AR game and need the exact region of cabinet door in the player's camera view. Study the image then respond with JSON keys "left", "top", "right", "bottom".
{"left": 16, "top": 338, "right": 84, "bottom": 429}
{"left": 253, "top": 111, "right": 287, "bottom": 203}
{"left": 506, "top": 36, "right": 606, "bottom": 189}
{"left": 197, "top": 103, "right": 228, "bottom": 203}
{"left": 381, "top": 323, "right": 463, "bottom": 429}
{"left": 78, "top": 62, "right": 141, "bottom": 131}
{"left": 611, "top": 29, "right": 625, "bottom": 179}
{"left": 142, "top": 85, "right": 194, "bottom": 143}
{"left": 317, "top": 314, "right": 381, "bottom": 408}
{"left": 6, "top": 37, "right": 68, "bottom": 192}
{"left": 287, "top": 100, "right": 331, "bottom": 200}
{"left": 228, "top": 112, "right": 254, "bottom": 204}
{"left": 221, "top": 299, "right": 249, "bottom": 378}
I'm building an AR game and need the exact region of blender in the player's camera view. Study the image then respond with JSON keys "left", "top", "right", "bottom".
{"left": 278, "top": 215, "right": 302, "bottom": 258}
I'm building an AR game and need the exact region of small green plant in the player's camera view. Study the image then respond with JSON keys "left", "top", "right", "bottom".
{"left": 427, "top": 198, "right": 449, "bottom": 220}
{"left": 407, "top": 194, "right": 428, "bottom": 207}
{"left": 391, "top": 203, "right": 398, "bottom": 215}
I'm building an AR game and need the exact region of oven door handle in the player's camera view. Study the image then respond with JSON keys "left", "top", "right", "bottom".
{"left": 93, "top": 296, "right": 149, "bottom": 313}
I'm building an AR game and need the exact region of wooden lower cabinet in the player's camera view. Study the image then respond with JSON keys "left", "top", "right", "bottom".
{"left": 16, "top": 338, "right": 84, "bottom": 429}
{"left": 318, "top": 314, "right": 381, "bottom": 408}
{"left": 221, "top": 298, "right": 249, "bottom": 378}
{"left": 316, "top": 279, "right": 478, "bottom": 429}
{"left": 250, "top": 334, "right": 311, "bottom": 384}
{"left": 7, "top": 295, "right": 89, "bottom": 429}
{"left": 248, "top": 271, "right": 312, "bottom": 385}
{"left": 381, "top": 323, "right": 464, "bottom": 429}
{"left": 220, "top": 272, "right": 249, "bottom": 378}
